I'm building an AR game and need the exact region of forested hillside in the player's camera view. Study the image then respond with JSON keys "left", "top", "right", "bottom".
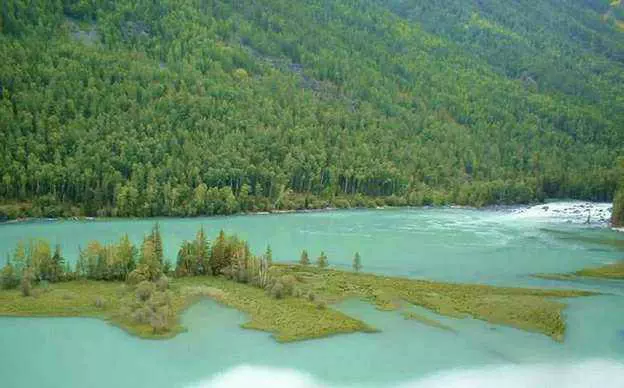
{"left": 1, "top": 0, "right": 623, "bottom": 218}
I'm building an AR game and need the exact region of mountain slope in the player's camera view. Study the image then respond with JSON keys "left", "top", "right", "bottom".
{"left": 0, "top": 0, "right": 622, "bottom": 218}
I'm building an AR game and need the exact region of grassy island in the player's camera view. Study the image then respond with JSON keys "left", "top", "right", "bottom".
{"left": 0, "top": 225, "right": 596, "bottom": 343}
{"left": 534, "top": 261, "right": 624, "bottom": 282}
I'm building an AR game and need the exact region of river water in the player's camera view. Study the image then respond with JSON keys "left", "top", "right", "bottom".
{"left": 1, "top": 205, "right": 623, "bottom": 387}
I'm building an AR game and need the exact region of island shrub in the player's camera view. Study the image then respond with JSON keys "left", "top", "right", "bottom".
{"left": 0, "top": 261, "right": 19, "bottom": 289}
{"left": 20, "top": 269, "right": 34, "bottom": 297}
{"left": 279, "top": 275, "right": 297, "bottom": 296}
{"left": 94, "top": 296, "right": 106, "bottom": 309}
{"left": 136, "top": 281, "right": 155, "bottom": 302}
{"left": 156, "top": 275, "right": 169, "bottom": 292}
{"left": 132, "top": 306, "right": 153, "bottom": 325}
{"left": 270, "top": 281, "right": 285, "bottom": 299}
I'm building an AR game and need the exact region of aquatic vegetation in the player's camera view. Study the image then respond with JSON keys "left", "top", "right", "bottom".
{"left": 534, "top": 261, "right": 624, "bottom": 281}
{"left": 532, "top": 273, "right": 577, "bottom": 281}
{"left": 575, "top": 262, "right": 624, "bottom": 279}
{"left": 272, "top": 265, "right": 594, "bottom": 342}
{"left": 401, "top": 311, "right": 455, "bottom": 332}
{"left": 0, "top": 275, "right": 376, "bottom": 342}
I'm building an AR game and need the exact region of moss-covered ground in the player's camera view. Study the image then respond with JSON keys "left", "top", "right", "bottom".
{"left": 0, "top": 265, "right": 596, "bottom": 342}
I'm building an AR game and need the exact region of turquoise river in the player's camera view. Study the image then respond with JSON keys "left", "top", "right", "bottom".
{"left": 1, "top": 206, "right": 623, "bottom": 387}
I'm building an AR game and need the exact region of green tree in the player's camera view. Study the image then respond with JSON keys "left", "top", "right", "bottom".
{"left": 151, "top": 223, "right": 164, "bottom": 266}
{"left": 20, "top": 268, "right": 35, "bottom": 297}
{"left": 175, "top": 241, "right": 195, "bottom": 277}
{"left": 353, "top": 252, "right": 362, "bottom": 273}
{"left": 317, "top": 251, "right": 329, "bottom": 269}
{"left": 210, "top": 230, "right": 229, "bottom": 275}
{"left": 50, "top": 244, "right": 65, "bottom": 282}
{"left": 0, "top": 259, "right": 19, "bottom": 289}
{"left": 194, "top": 227, "right": 210, "bottom": 275}
{"left": 299, "top": 249, "right": 310, "bottom": 265}
{"left": 613, "top": 188, "right": 624, "bottom": 227}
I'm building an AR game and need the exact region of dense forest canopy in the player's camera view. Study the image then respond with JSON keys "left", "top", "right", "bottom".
{"left": 1, "top": 0, "right": 623, "bottom": 218}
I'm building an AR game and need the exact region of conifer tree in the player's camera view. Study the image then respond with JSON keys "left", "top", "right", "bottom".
{"left": 353, "top": 252, "right": 362, "bottom": 273}
{"left": 317, "top": 251, "right": 328, "bottom": 269}
{"left": 299, "top": 249, "right": 310, "bottom": 265}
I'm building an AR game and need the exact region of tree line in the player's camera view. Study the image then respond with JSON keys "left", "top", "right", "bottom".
{"left": 0, "top": 223, "right": 365, "bottom": 299}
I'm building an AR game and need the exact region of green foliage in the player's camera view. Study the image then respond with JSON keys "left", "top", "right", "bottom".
{"left": 209, "top": 230, "right": 230, "bottom": 275}
{"left": 20, "top": 268, "right": 34, "bottom": 297}
{"left": 175, "top": 227, "right": 211, "bottom": 276}
{"left": 299, "top": 249, "right": 310, "bottom": 265}
{"left": 0, "top": 0, "right": 621, "bottom": 219}
{"left": 353, "top": 252, "right": 362, "bottom": 273}
{"left": 76, "top": 235, "right": 136, "bottom": 281}
{"left": 317, "top": 251, "right": 329, "bottom": 268}
{"left": 135, "top": 281, "right": 155, "bottom": 302}
{"left": 264, "top": 245, "right": 273, "bottom": 266}
{"left": 613, "top": 188, "right": 624, "bottom": 227}
{"left": 0, "top": 261, "right": 19, "bottom": 289}
{"left": 269, "top": 281, "right": 285, "bottom": 299}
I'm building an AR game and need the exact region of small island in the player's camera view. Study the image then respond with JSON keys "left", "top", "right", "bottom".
{"left": 0, "top": 225, "right": 595, "bottom": 343}
{"left": 534, "top": 261, "right": 624, "bottom": 282}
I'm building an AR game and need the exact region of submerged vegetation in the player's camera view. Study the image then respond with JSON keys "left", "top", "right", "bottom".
{"left": 0, "top": 224, "right": 595, "bottom": 342}
{"left": 401, "top": 310, "right": 455, "bottom": 333}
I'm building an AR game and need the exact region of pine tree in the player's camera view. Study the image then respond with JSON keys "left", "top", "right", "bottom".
{"left": 317, "top": 251, "right": 328, "bottom": 269}
{"left": 151, "top": 223, "right": 164, "bottom": 265}
{"left": 118, "top": 234, "right": 137, "bottom": 278}
{"left": 353, "top": 252, "right": 362, "bottom": 273}
{"left": 299, "top": 249, "right": 310, "bottom": 265}
{"left": 195, "top": 227, "right": 210, "bottom": 275}
{"left": 139, "top": 238, "right": 162, "bottom": 281}
{"left": 210, "top": 230, "right": 228, "bottom": 275}
{"left": 175, "top": 241, "right": 194, "bottom": 277}
{"left": 50, "top": 244, "right": 65, "bottom": 282}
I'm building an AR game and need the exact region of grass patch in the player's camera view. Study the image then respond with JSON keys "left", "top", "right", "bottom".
{"left": 171, "top": 276, "right": 378, "bottom": 342}
{"left": 273, "top": 265, "right": 594, "bottom": 342}
{"left": 575, "top": 261, "right": 624, "bottom": 279}
{"left": 533, "top": 261, "right": 624, "bottom": 282}
{"left": 0, "top": 276, "right": 376, "bottom": 342}
{"left": 0, "top": 265, "right": 597, "bottom": 343}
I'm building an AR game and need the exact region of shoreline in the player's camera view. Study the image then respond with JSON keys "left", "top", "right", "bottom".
{"left": 1, "top": 201, "right": 617, "bottom": 229}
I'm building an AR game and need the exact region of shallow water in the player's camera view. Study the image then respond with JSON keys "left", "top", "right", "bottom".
{"left": 0, "top": 207, "right": 623, "bottom": 387}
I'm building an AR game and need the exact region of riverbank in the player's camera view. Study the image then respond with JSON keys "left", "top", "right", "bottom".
{"left": 1, "top": 200, "right": 616, "bottom": 228}
{"left": 0, "top": 265, "right": 595, "bottom": 342}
